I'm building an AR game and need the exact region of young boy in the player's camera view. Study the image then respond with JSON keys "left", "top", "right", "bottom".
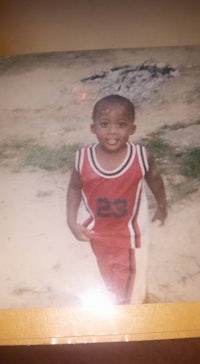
{"left": 67, "top": 94, "right": 167, "bottom": 304}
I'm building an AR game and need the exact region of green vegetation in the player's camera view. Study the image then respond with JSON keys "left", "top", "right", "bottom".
{"left": 160, "top": 119, "right": 200, "bottom": 131}
{"left": 143, "top": 133, "right": 171, "bottom": 157}
{"left": 161, "top": 122, "right": 186, "bottom": 131}
{"left": 0, "top": 139, "right": 81, "bottom": 171}
{"left": 0, "top": 139, "right": 34, "bottom": 165}
{"left": 168, "top": 181, "right": 198, "bottom": 204}
{"left": 142, "top": 133, "right": 200, "bottom": 180}
{"left": 23, "top": 144, "right": 78, "bottom": 171}
{"left": 141, "top": 131, "right": 200, "bottom": 205}
{"left": 0, "top": 129, "right": 199, "bottom": 206}
{"left": 181, "top": 147, "right": 200, "bottom": 179}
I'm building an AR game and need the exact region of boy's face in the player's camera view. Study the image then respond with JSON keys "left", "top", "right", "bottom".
{"left": 91, "top": 102, "right": 136, "bottom": 152}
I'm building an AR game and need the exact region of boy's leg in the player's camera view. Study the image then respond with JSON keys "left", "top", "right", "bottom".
{"left": 91, "top": 241, "right": 136, "bottom": 304}
{"left": 112, "top": 248, "right": 136, "bottom": 304}
{"left": 130, "top": 245, "right": 148, "bottom": 304}
{"left": 90, "top": 241, "right": 116, "bottom": 297}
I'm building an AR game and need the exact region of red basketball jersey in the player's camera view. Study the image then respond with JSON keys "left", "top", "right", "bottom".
{"left": 75, "top": 142, "right": 150, "bottom": 249}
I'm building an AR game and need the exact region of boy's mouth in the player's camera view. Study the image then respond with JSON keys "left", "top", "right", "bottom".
{"left": 107, "top": 139, "right": 118, "bottom": 145}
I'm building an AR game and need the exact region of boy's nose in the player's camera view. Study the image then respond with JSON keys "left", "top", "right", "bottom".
{"left": 108, "top": 123, "right": 117, "bottom": 133}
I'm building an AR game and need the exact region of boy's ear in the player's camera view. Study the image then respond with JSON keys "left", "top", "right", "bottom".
{"left": 130, "top": 124, "right": 136, "bottom": 135}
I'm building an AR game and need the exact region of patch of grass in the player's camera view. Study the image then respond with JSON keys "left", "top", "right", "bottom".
{"left": 180, "top": 147, "right": 200, "bottom": 179}
{"left": 143, "top": 133, "right": 172, "bottom": 157}
{"left": 160, "top": 119, "right": 200, "bottom": 131}
{"left": 23, "top": 144, "right": 81, "bottom": 171}
{"left": 142, "top": 131, "right": 200, "bottom": 205}
{"left": 161, "top": 122, "right": 186, "bottom": 131}
{"left": 0, "top": 139, "right": 34, "bottom": 164}
{"left": 168, "top": 181, "right": 198, "bottom": 203}
{"left": 0, "top": 139, "right": 82, "bottom": 171}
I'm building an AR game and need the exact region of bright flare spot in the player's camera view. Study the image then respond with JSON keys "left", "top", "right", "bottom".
{"left": 80, "top": 288, "right": 116, "bottom": 318}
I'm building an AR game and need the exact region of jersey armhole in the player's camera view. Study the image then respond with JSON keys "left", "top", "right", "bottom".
{"left": 75, "top": 148, "right": 84, "bottom": 173}
{"left": 137, "top": 145, "right": 149, "bottom": 175}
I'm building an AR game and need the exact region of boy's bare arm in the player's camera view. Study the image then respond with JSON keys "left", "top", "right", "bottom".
{"left": 145, "top": 150, "right": 167, "bottom": 225}
{"left": 66, "top": 168, "right": 91, "bottom": 241}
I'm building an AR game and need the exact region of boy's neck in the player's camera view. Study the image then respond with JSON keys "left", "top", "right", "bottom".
{"left": 94, "top": 143, "right": 128, "bottom": 171}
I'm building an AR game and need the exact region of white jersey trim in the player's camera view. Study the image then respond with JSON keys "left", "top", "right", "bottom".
{"left": 128, "top": 179, "right": 144, "bottom": 249}
{"left": 75, "top": 148, "right": 84, "bottom": 173}
{"left": 81, "top": 190, "right": 95, "bottom": 230}
{"left": 136, "top": 144, "right": 149, "bottom": 176}
{"left": 87, "top": 142, "right": 136, "bottom": 179}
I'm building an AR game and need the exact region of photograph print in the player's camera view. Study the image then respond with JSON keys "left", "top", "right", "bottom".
{"left": 0, "top": 45, "right": 199, "bottom": 308}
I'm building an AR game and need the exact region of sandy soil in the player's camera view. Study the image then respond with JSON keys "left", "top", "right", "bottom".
{"left": 0, "top": 46, "right": 199, "bottom": 308}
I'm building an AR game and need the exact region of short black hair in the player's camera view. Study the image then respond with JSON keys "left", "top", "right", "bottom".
{"left": 92, "top": 94, "right": 135, "bottom": 120}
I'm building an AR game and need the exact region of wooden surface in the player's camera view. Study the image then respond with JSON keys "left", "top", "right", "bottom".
{"left": 0, "top": 302, "right": 200, "bottom": 346}
{"left": 1, "top": 302, "right": 200, "bottom": 363}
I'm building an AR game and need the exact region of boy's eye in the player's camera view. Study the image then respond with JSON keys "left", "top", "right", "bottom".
{"left": 118, "top": 121, "right": 127, "bottom": 128}
{"left": 99, "top": 121, "right": 108, "bottom": 127}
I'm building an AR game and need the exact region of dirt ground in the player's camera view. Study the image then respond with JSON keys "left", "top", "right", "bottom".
{"left": 0, "top": 46, "right": 200, "bottom": 308}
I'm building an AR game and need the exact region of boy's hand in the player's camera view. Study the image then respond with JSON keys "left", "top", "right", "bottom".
{"left": 69, "top": 223, "right": 93, "bottom": 242}
{"left": 152, "top": 205, "right": 167, "bottom": 226}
